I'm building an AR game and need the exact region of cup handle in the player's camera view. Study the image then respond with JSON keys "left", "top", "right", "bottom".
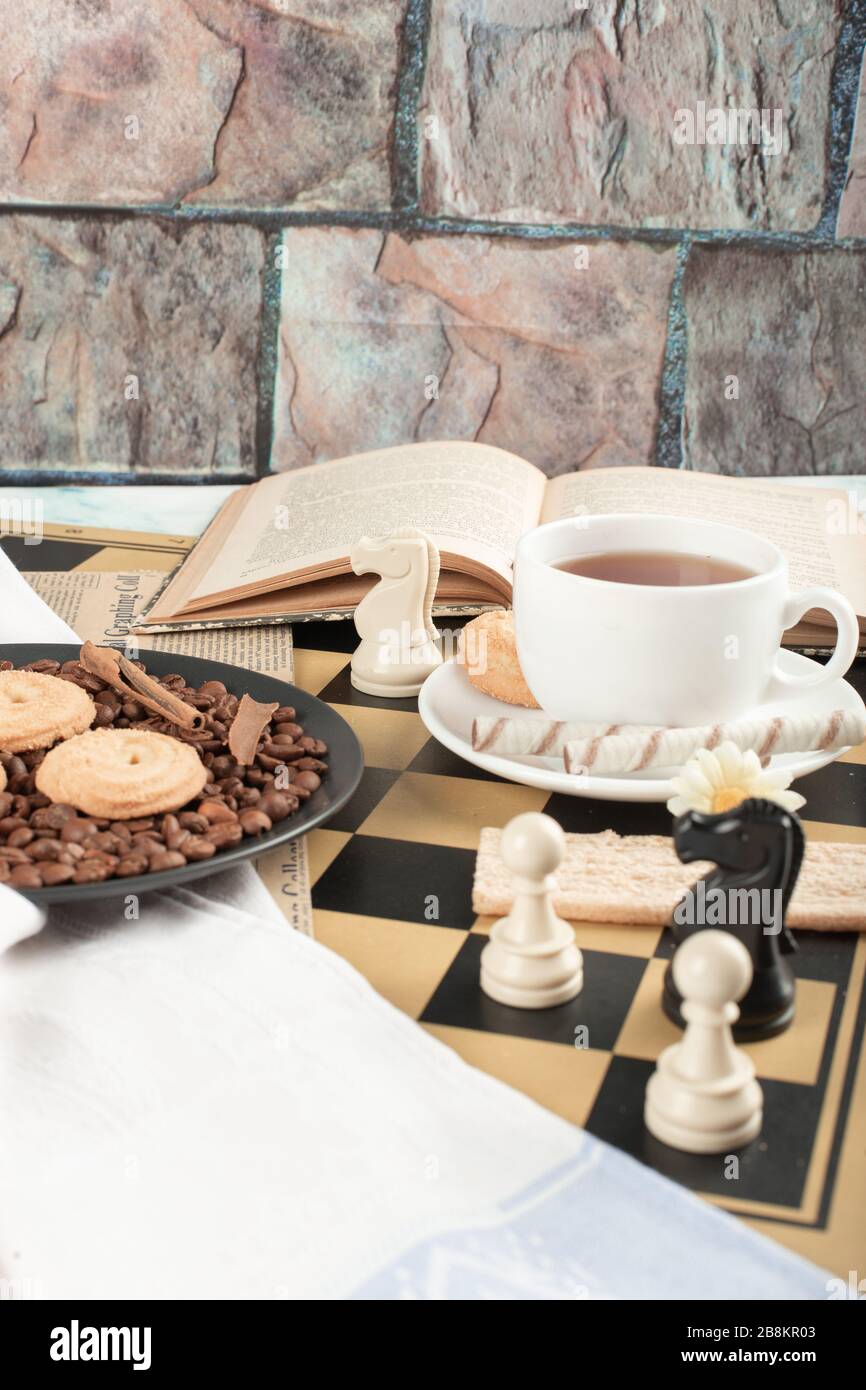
{"left": 764, "top": 587, "right": 860, "bottom": 701}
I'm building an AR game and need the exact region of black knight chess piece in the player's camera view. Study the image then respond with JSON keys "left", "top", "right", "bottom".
{"left": 662, "top": 798, "right": 804, "bottom": 1041}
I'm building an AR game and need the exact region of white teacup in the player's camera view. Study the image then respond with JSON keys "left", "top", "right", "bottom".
{"left": 513, "top": 514, "right": 859, "bottom": 726}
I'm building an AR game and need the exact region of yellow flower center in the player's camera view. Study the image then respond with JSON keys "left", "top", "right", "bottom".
{"left": 712, "top": 786, "right": 748, "bottom": 813}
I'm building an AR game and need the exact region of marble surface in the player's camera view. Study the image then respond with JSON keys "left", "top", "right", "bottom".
{"left": 0, "top": 485, "right": 240, "bottom": 537}
{"left": 0, "top": 478, "right": 862, "bottom": 541}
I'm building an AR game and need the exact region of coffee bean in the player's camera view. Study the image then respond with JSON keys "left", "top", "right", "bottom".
{"left": 82, "top": 852, "right": 119, "bottom": 871}
{"left": 148, "top": 850, "right": 187, "bottom": 872}
{"left": 60, "top": 820, "right": 97, "bottom": 843}
{"left": 294, "top": 771, "right": 321, "bottom": 793}
{"left": 262, "top": 741, "right": 304, "bottom": 761}
{"left": 116, "top": 854, "right": 149, "bottom": 876}
{"left": 272, "top": 706, "right": 297, "bottom": 723}
{"left": 235, "top": 787, "right": 261, "bottom": 808}
{"left": 206, "top": 822, "right": 244, "bottom": 850}
{"left": 74, "top": 862, "right": 112, "bottom": 884}
{"left": 178, "top": 812, "right": 209, "bottom": 834}
{"left": 31, "top": 803, "right": 76, "bottom": 830}
{"left": 41, "top": 863, "right": 77, "bottom": 886}
{"left": 0, "top": 817, "right": 28, "bottom": 834}
{"left": 130, "top": 832, "right": 162, "bottom": 850}
{"left": 7, "top": 827, "right": 34, "bottom": 848}
{"left": 259, "top": 791, "right": 292, "bottom": 821}
{"left": 10, "top": 864, "right": 43, "bottom": 888}
{"left": 239, "top": 809, "right": 272, "bottom": 836}
{"left": 256, "top": 753, "right": 284, "bottom": 772}
{"left": 22, "top": 659, "right": 60, "bottom": 674}
{"left": 0, "top": 847, "right": 32, "bottom": 865}
{"left": 184, "top": 836, "right": 216, "bottom": 860}
{"left": 199, "top": 800, "right": 238, "bottom": 824}
{"left": 30, "top": 840, "right": 65, "bottom": 862}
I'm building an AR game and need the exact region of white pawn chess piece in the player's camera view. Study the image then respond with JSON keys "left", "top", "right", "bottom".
{"left": 645, "top": 930, "right": 763, "bottom": 1154}
{"left": 480, "top": 812, "right": 583, "bottom": 1009}
{"left": 350, "top": 529, "right": 443, "bottom": 697}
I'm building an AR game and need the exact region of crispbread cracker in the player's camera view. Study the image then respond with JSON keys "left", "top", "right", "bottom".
{"left": 473, "top": 827, "right": 866, "bottom": 931}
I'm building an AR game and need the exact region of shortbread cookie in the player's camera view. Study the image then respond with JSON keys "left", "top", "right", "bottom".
{"left": 459, "top": 611, "right": 540, "bottom": 709}
{"left": 36, "top": 728, "right": 208, "bottom": 819}
{"left": 0, "top": 763, "right": 6, "bottom": 793}
{"left": 0, "top": 670, "right": 96, "bottom": 753}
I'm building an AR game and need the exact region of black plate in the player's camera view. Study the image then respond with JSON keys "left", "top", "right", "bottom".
{"left": 1, "top": 644, "right": 364, "bottom": 905}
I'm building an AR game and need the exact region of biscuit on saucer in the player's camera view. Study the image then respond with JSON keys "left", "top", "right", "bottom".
{"left": 459, "top": 610, "right": 540, "bottom": 709}
{"left": 0, "top": 670, "right": 96, "bottom": 753}
{"left": 35, "top": 727, "right": 208, "bottom": 819}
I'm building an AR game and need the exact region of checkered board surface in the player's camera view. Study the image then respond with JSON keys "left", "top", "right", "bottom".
{"left": 6, "top": 523, "right": 865, "bottom": 1276}
{"left": 281, "top": 619, "right": 866, "bottom": 1277}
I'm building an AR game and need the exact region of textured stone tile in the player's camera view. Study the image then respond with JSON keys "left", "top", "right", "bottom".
{"left": 0, "top": 0, "right": 405, "bottom": 209}
{"left": 682, "top": 246, "right": 866, "bottom": 475}
{"left": 0, "top": 216, "right": 264, "bottom": 474}
{"left": 838, "top": 51, "right": 866, "bottom": 238}
{"left": 183, "top": 0, "right": 407, "bottom": 209}
{"left": 420, "top": 0, "right": 842, "bottom": 231}
{"left": 272, "top": 228, "right": 676, "bottom": 474}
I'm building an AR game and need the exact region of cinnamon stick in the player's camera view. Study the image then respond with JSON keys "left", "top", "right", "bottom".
{"left": 228, "top": 693, "right": 279, "bottom": 765}
{"left": 79, "top": 642, "right": 206, "bottom": 731}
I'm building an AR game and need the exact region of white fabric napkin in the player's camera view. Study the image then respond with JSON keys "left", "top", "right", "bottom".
{"left": 0, "top": 542, "right": 78, "bottom": 644}
{"left": 0, "top": 541, "right": 831, "bottom": 1299}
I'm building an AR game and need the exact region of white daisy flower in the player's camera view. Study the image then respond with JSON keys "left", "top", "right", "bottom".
{"left": 667, "top": 740, "right": 806, "bottom": 818}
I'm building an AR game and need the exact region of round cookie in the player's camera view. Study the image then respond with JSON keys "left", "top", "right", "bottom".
{"left": 0, "top": 762, "right": 6, "bottom": 794}
{"left": 35, "top": 728, "right": 208, "bottom": 819}
{"left": 0, "top": 670, "right": 96, "bottom": 753}
{"left": 459, "top": 610, "right": 540, "bottom": 709}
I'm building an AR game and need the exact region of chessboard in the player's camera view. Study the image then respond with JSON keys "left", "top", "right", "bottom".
{"left": 5, "top": 523, "right": 866, "bottom": 1278}
{"left": 272, "top": 617, "right": 866, "bottom": 1280}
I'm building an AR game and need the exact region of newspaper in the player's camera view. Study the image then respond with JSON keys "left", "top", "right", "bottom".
{"left": 24, "top": 569, "right": 313, "bottom": 936}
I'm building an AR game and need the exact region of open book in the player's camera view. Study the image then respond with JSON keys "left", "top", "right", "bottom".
{"left": 138, "top": 442, "right": 866, "bottom": 650}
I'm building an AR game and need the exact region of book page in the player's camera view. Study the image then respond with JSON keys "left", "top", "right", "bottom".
{"left": 187, "top": 442, "right": 546, "bottom": 606}
{"left": 543, "top": 467, "right": 866, "bottom": 613}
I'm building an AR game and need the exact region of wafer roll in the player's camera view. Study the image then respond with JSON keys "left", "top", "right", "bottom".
{"left": 472, "top": 716, "right": 655, "bottom": 758}
{"left": 563, "top": 709, "right": 865, "bottom": 776}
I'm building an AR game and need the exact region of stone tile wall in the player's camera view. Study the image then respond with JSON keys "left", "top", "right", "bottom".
{"left": 0, "top": 1, "right": 864, "bottom": 480}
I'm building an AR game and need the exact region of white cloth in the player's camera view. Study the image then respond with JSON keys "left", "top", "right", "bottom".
{"left": 0, "top": 542, "right": 831, "bottom": 1300}
{"left": 0, "top": 542, "right": 78, "bottom": 643}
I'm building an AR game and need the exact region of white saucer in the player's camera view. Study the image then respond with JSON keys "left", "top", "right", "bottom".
{"left": 418, "top": 651, "right": 865, "bottom": 803}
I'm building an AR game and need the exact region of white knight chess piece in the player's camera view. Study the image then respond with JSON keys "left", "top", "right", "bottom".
{"left": 350, "top": 529, "right": 443, "bottom": 697}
